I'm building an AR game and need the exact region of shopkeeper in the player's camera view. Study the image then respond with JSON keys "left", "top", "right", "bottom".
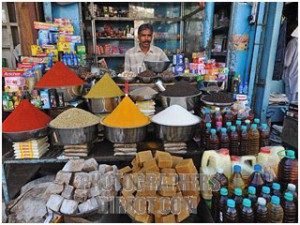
{"left": 124, "top": 23, "right": 169, "bottom": 74}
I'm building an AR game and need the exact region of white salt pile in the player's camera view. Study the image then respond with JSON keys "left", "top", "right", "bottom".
{"left": 151, "top": 105, "right": 200, "bottom": 126}
{"left": 130, "top": 87, "right": 158, "bottom": 96}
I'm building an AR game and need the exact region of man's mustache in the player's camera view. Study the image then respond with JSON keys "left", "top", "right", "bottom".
{"left": 142, "top": 41, "right": 151, "bottom": 44}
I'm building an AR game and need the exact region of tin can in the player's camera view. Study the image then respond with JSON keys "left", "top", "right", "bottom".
{"left": 176, "top": 54, "right": 184, "bottom": 64}
{"left": 175, "top": 64, "right": 184, "bottom": 75}
{"left": 49, "top": 31, "right": 59, "bottom": 44}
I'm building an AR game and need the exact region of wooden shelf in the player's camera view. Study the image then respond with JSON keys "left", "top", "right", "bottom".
{"left": 211, "top": 52, "right": 227, "bottom": 57}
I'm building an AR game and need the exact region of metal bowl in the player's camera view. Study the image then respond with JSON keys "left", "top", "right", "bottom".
{"left": 144, "top": 61, "right": 171, "bottom": 73}
{"left": 101, "top": 119, "right": 150, "bottom": 144}
{"left": 159, "top": 92, "right": 202, "bottom": 111}
{"left": 200, "top": 96, "right": 235, "bottom": 107}
{"left": 160, "top": 76, "right": 176, "bottom": 83}
{"left": 3, "top": 127, "right": 49, "bottom": 142}
{"left": 48, "top": 124, "right": 98, "bottom": 145}
{"left": 153, "top": 123, "right": 199, "bottom": 142}
{"left": 129, "top": 93, "right": 157, "bottom": 101}
{"left": 115, "top": 76, "right": 136, "bottom": 83}
{"left": 55, "top": 85, "right": 84, "bottom": 102}
{"left": 137, "top": 76, "right": 158, "bottom": 83}
{"left": 86, "top": 96, "right": 122, "bottom": 114}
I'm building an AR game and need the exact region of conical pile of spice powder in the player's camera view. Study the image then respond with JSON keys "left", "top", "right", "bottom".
{"left": 102, "top": 96, "right": 150, "bottom": 128}
{"left": 85, "top": 73, "right": 124, "bottom": 98}
{"left": 35, "top": 61, "right": 86, "bottom": 88}
{"left": 2, "top": 100, "right": 52, "bottom": 132}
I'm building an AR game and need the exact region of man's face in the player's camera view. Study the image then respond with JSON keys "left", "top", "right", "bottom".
{"left": 138, "top": 29, "right": 153, "bottom": 48}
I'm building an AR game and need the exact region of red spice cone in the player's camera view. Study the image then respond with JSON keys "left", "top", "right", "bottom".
{"left": 35, "top": 61, "right": 86, "bottom": 88}
{"left": 2, "top": 100, "right": 52, "bottom": 132}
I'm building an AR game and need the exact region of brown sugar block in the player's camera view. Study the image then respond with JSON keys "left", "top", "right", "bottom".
{"left": 181, "top": 182, "right": 199, "bottom": 196}
{"left": 119, "top": 166, "right": 132, "bottom": 176}
{"left": 161, "top": 214, "right": 176, "bottom": 223}
{"left": 143, "top": 158, "right": 159, "bottom": 173}
{"left": 154, "top": 196, "right": 172, "bottom": 215}
{"left": 155, "top": 215, "right": 163, "bottom": 223}
{"left": 136, "top": 150, "right": 153, "bottom": 166}
{"left": 122, "top": 189, "right": 136, "bottom": 197}
{"left": 61, "top": 185, "right": 75, "bottom": 199}
{"left": 82, "top": 158, "right": 98, "bottom": 172}
{"left": 172, "top": 156, "right": 183, "bottom": 168}
{"left": 157, "top": 154, "right": 173, "bottom": 169}
{"left": 73, "top": 172, "right": 91, "bottom": 189}
{"left": 134, "top": 213, "right": 153, "bottom": 223}
{"left": 133, "top": 196, "right": 148, "bottom": 214}
{"left": 176, "top": 203, "right": 190, "bottom": 222}
{"left": 160, "top": 173, "right": 178, "bottom": 186}
{"left": 54, "top": 170, "right": 72, "bottom": 185}
{"left": 159, "top": 188, "right": 177, "bottom": 197}
{"left": 175, "top": 159, "right": 197, "bottom": 174}
{"left": 46, "top": 183, "right": 64, "bottom": 195}
{"left": 74, "top": 189, "right": 89, "bottom": 203}
{"left": 160, "top": 168, "right": 176, "bottom": 174}
{"left": 62, "top": 159, "right": 85, "bottom": 172}
{"left": 155, "top": 150, "right": 171, "bottom": 159}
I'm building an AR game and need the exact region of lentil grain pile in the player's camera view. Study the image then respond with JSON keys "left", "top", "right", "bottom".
{"left": 161, "top": 80, "right": 200, "bottom": 97}
{"left": 202, "top": 92, "right": 234, "bottom": 103}
{"left": 138, "top": 70, "right": 156, "bottom": 77}
{"left": 49, "top": 108, "right": 100, "bottom": 128}
{"left": 102, "top": 96, "right": 150, "bottom": 128}
{"left": 85, "top": 73, "right": 124, "bottom": 98}
{"left": 130, "top": 87, "right": 158, "bottom": 96}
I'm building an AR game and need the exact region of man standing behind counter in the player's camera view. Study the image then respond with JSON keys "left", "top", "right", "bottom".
{"left": 124, "top": 23, "right": 169, "bottom": 74}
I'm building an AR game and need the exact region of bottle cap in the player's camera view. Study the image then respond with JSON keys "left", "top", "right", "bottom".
{"left": 215, "top": 107, "right": 220, "bottom": 111}
{"left": 271, "top": 195, "right": 280, "bottom": 205}
{"left": 221, "top": 128, "right": 227, "bottom": 133}
{"left": 210, "top": 129, "right": 216, "bottom": 134}
{"left": 254, "top": 118, "right": 260, "bottom": 124}
{"left": 248, "top": 186, "right": 256, "bottom": 195}
{"left": 245, "top": 119, "right": 250, "bottom": 124}
{"left": 257, "top": 197, "right": 266, "bottom": 206}
{"left": 262, "top": 186, "right": 270, "bottom": 194}
{"left": 230, "top": 126, "right": 236, "bottom": 131}
{"left": 260, "top": 147, "right": 270, "bottom": 154}
{"left": 251, "top": 124, "right": 257, "bottom": 129}
{"left": 241, "top": 125, "right": 247, "bottom": 131}
{"left": 216, "top": 121, "right": 222, "bottom": 127}
{"left": 217, "top": 168, "right": 224, "bottom": 174}
{"left": 219, "top": 148, "right": 229, "bottom": 155}
{"left": 233, "top": 165, "right": 241, "bottom": 173}
{"left": 261, "top": 123, "right": 268, "bottom": 129}
{"left": 227, "top": 199, "right": 235, "bottom": 208}
{"left": 286, "top": 150, "right": 296, "bottom": 159}
{"left": 220, "top": 187, "right": 228, "bottom": 196}
{"left": 272, "top": 182, "right": 281, "bottom": 191}
{"left": 288, "top": 183, "right": 296, "bottom": 192}
{"left": 226, "top": 122, "right": 232, "bottom": 127}
{"left": 205, "top": 108, "right": 211, "bottom": 114}
{"left": 284, "top": 192, "right": 294, "bottom": 201}
{"left": 206, "top": 122, "right": 211, "bottom": 128}
{"left": 234, "top": 188, "right": 242, "bottom": 196}
{"left": 236, "top": 120, "right": 241, "bottom": 125}
{"left": 243, "top": 198, "right": 251, "bottom": 207}
{"left": 254, "top": 164, "right": 262, "bottom": 172}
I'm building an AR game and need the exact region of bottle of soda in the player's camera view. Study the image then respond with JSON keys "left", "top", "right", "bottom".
{"left": 220, "top": 128, "right": 230, "bottom": 149}
{"left": 240, "top": 125, "right": 249, "bottom": 156}
{"left": 247, "top": 186, "right": 257, "bottom": 206}
{"left": 224, "top": 108, "right": 235, "bottom": 124}
{"left": 230, "top": 126, "right": 240, "bottom": 156}
{"left": 224, "top": 199, "right": 238, "bottom": 223}
{"left": 260, "top": 123, "right": 270, "bottom": 147}
{"left": 207, "top": 129, "right": 220, "bottom": 150}
{"left": 232, "top": 188, "right": 243, "bottom": 218}
{"left": 248, "top": 124, "right": 260, "bottom": 155}
{"left": 212, "top": 107, "right": 223, "bottom": 128}
{"left": 235, "top": 120, "right": 242, "bottom": 134}
{"left": 218, "top": 187, "right": 229, "bottom": 222}
{"left": 281, "top": 192, "right": 297, "bottom": 222}
{"left": 268, "top": 195, "right": 283, "bottom": 223}
{"left": 226, "top": 121, "right": 232, "bottom": 135}
{"left": 240, "top": 198, "right": 254, "bottom": 223}
{"left": 272, "top": 182, "right": 282, "bottom": 198}
{"left": 248, "top": 164, "right": 265, "bottom": 196}
{"left": 229, "top": 165, "right": 245, "bottom": 196}
{"left": 216, "top": 121, "right": 222, "bottom": 137}
{"left": 260, "top": 186, "right": 271, "bottom": 203}
{"left": 278, "top": 150, "right": 298, "bottom": 189}
{"left": 255, "top": 197, "right": 268, "bottom": 223}
{"left": 204, "top": 122, "right": 212, "bottom": 149}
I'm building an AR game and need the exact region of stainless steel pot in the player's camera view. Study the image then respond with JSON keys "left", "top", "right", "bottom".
{"left": 87, "top": 96, "right": 122, "bottom": 114}
{"left": 159, "top": 92, "right": 201, "bottom": 111}
{"left": 3, "top": 127, "right": 49, "bottom": 142}
{"left": 144, "top": 61, "right": 171, "bottom": 73}
{"left": 55, "top": 85, "right": 84, "bottom": 102}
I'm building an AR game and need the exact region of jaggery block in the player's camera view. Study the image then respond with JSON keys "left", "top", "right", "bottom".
{"left": 122, "top": 189, "right": 136, "bottom": 197}
{"left": 134, "top": 213, "right": 153, "bottom": 223}
{"left": 172, "top": 156, "right": 183, "bottom": 168}
{"left": 175, "top": 159, "right": 197, "bottom": 174}
{"left": 122, "top": 174, "right": 136, "bottom": 192}
{"left": 82, "top": 158, "right": 98, "bottom": 172}
{"left": 160, "top": 173, "right": 177, "bottom": 186}
{"left": 73, "top": 172, "right": 91, "bottom": 189}
{"left": 154, "top": 150, "right": 171, "bottom": 159}
{"left": 46, "top": 194, "right": 64, "bottom": 212}
{"left": 99, "top": 164, "right": 114, "bottom": 174}
{"left": 136, "top": 150, "right": 153, "bottom": 166}
{"left": 143, "top": 158, "right": 159, "bottom": 173}
{"left": 78, "top": 198, "right": 98, "bottom": 213}
{"left": 60, "top": 199, "right": 78, "bottom": 215}
{"left": 161, "top": 214, "right": 176, "bottom": 223}
{"left": 181, "top": 181, "right": 199, "bottom": 196}
{"left": 160, "top": 168, "right": 176, "bottom": 174}
{"left": 90, "top": 184, "right": 102, "bottom": 197}
{"left": 154, "top": 196, "right": 172, "bottom": 215}
{"left": 62, "top": 159, "right": 85, "bottom": 172}
{"left": 74, "top": 189, "right": 89, "bottom": 203}
{"left": 89, "top": 170, "right": 102, "bottom": 184}
{"left": 133, "top": 197, "right": 148, "bottom": 214}
{"left": 155, "top": 215, "right": 163, "bottom": 223}
{"left": 46, "top": 183, "right": 64, "bottom": 195}
{"left": 119, "top": 166, "right": 132, "bottom": 176}
{"left": 54, "top": 170, "right": 72, "bottom": 185}
{"left": 158, "top": 185, "right": 177, "bottom": 197}
{"left": 176, "top": 203, "right": 190, "bottom": 222}
{"left": 157, "top": 155, "right": 173, "bottom": 169}
{"left": 61, "top": 185, "right": 74, "bottom": 199}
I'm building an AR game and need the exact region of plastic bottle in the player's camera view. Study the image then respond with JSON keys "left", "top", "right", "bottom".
{"left": 229, "top": 165, "right": 245, "bottom": 196}
{"left": 204, "top": 122, "right": 212, "bottom": 150}
{"left": 281, "top": 192, "right": 297, "bottom": 222}
{"left": 247, "top": 186, "right": 257, "bottom": 206}
{"left": 224, "top": 108, "right": 235, "bottom": 124}
{"left": 248, "top": 124, "right": 260, "bottom": 155}
{"left": 263, "top": 165, "right": 277, "bottom": 188}
{"left": 253, "top": 118, "right": 261, "bottom": 131}
{"left": 255, "top": 197, "right": 268, "bottom": 223}
{"left": 240, "top": 198, "right": 254, "bottom": 223}
{"left": 212, "top": 107, "right": 223, "bottom": 128}
{"left": 217, "top": 187, "right": 229, "bottom": 222}
{"left": 216, "top": 121, "right": 223, "bottom": 137}
{"left": 201, "top": 108, "right": 212, "bottom": 129}
{"left": 224, "top": 199, "right": 238, "bottom": 223}
{"left": 243, "top": 81, "right": 248, "bottom": 94}
{"left": 230, "top": 126, "right": 240, "bottom": 156}
{"left": 225, "top": 122, "right": 232, "bottom": 135}
{"left": 260, "top": 124, "right": 270, "bottom": 147}
{"left": 231, "top": 155, "right": 256, "bottom": 182}
{"left": 248, "top": 164, "right": 265, "bottom": 196}
{"left": 232, "top": 188, "right": 243, "bottom": 217}
{"left": 260, "top": 186, "right": 271, "bottom": 203}
{"left": 257, "top": 146, "right": 282, "bottom": 177}
{"left": 278, "top": 150, "right": 298, "bottom": 188}
{"left": 211, "top": 185, "right": 221, "bottom": 222}
{"left": 238, "top": 81, "right": 243, "bottom": 94}
{"left": 232, "top": 73, "right": 239, "bottom": 93}
{"left": 272, "top": 182, "right": 282, "bottom": 198}
{"left": 207, "top": 129, "right": 220, "bottom": 150}
{"left": 267, "top": 195, "right": 283, "bottom": 223}
{"left": 220, "top": 128, "right": 230, "bottom": 149}
{"left": 235, "top": 120, "right": 242, "bottom": 134}
{"left": 284, "top": 183, "right": 298, "bottom": 203}
{"left": 240, "top": 125, "right": 249, "bottom": 156}
{"left": 244, "top": 119, "right": 251, "bottom": 130}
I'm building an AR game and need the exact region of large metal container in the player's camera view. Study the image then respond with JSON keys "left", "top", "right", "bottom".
{"left": 55, "top": 85, "right": 84, "bottom": 102}
{"left": 144, "top": 61, "right": 171, "bottom": 73}
{"left": 101, "top": 120, "right": 150, "bottom": 144}
{"left": 49, "top": 124, "right": 98, "bottom": 145}
{"left": 159, "top": 92, "right": 201, "bottom": 111}
{"left": 3, "top": 127, "right": 48, "bottom": 142}
{"left": 154, "top": 123, "right": 198, "bottom": 142}
{"left": 87, "top": 96, "right": 122, "bottom": 114}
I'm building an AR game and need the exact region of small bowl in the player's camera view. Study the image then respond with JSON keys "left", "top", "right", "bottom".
{"left": 129, "top": 93, "right": 157, "bottom": 101}
{"left": 86, "top": 96, "right": 122, "bottom": 114}
{"left": 138, "top": 76, "right": 158, "bottom": 83}
{"left": 115, "top": 76, "right": 136, "bottom": 83}
{"left": 144, "top": 61, "right": 171, "bottom": 73}
{"left": 3, "top": 127, "right": 49, "bottom": 142}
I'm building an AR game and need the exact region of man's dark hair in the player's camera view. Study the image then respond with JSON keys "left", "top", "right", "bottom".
{"left": 138, "top": 23, "right": 153, "bottom": 34}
